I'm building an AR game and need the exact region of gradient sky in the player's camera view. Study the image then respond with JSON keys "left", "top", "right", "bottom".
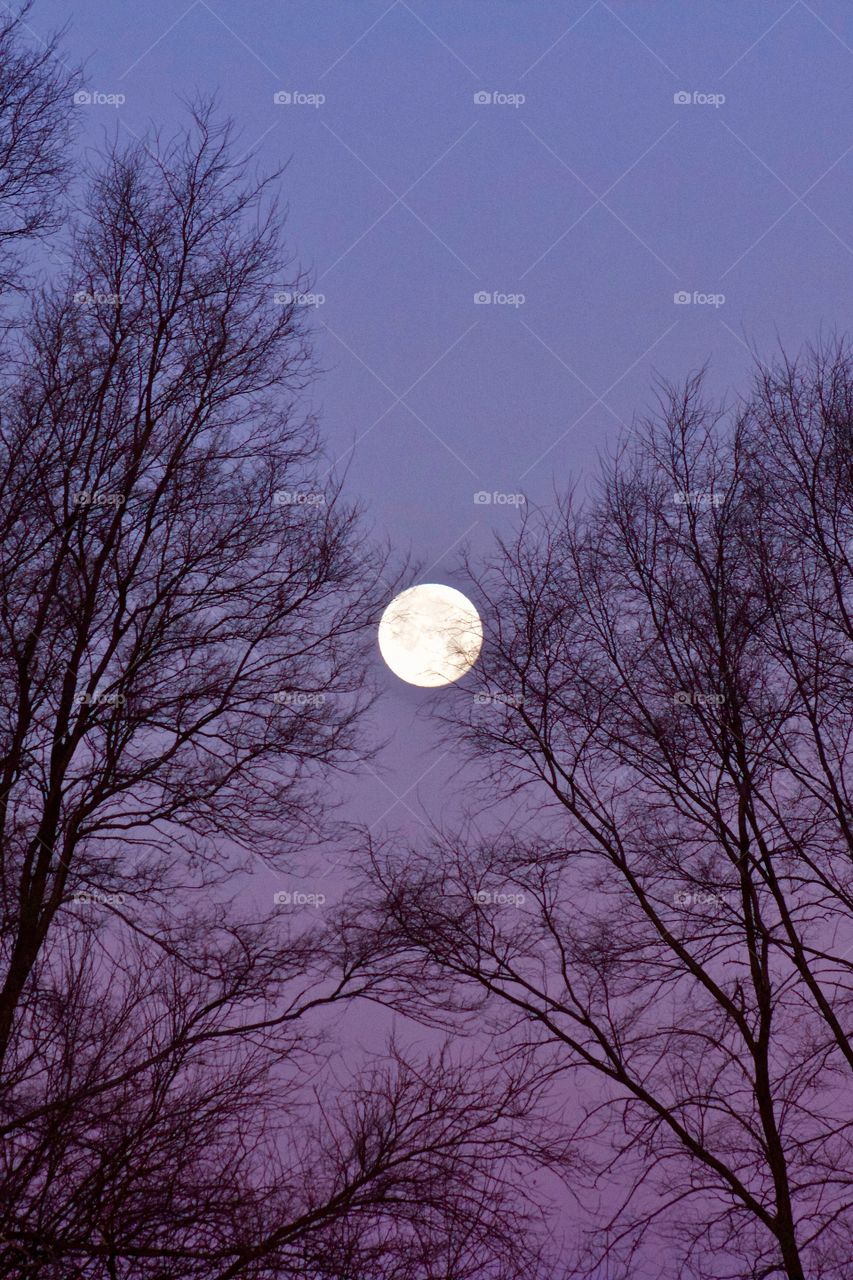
{"left": 31, "top": 0, "right": 853, "bottom": 862}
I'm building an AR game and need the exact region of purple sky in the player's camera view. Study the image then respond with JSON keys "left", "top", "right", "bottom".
{"left": 33, "top": 0, "right": 853, "bottom": 852}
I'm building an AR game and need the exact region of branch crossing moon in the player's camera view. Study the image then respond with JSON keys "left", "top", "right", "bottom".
{"left": 378, "top": 584, "right": 483, "bottom": 687}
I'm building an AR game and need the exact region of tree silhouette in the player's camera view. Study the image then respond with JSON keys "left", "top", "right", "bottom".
{"left": 0, "top": 2, "right": 78, "bottom": 292}
{"left": 356, "top": 345, "right": 853, "bottom": 1280}
{"left": 0, "top": 104, "right": 556, "bottom": 1279}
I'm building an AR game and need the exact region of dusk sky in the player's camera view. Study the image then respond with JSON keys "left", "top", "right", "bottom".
{"left": 2, "top": 6, "right": 852, "bottom": 1277}
{"left": 30, "top": 0, "right": 853, "bottom": 843}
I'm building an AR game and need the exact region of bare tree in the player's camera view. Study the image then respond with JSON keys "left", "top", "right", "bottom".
{"left": 1, "top": 910, "right": 555, "bottom": 1278}
{"left": 0, "top": 107, "right": 557, "bottom": 1278}
{"left": 355, "top": 344, "right": 853, "bottom": 1280}
{"left": 0, "top": 103, "right": 375, "bottom": 1063}
{"left": 0, "top": 2, "right": 78, "bottom": 290}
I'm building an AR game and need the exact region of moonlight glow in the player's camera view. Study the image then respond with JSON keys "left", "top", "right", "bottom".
{"left": 378, "top": 584, "right": 483, "bottom": 687}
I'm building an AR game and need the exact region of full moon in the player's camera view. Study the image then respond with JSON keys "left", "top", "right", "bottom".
{"left": 378, "top": 584, "right": 483, "bottom": 687}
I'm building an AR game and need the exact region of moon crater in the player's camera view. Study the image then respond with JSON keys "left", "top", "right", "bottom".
{"left": 378, "top": 584, "right": 483, "bottom": 688}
